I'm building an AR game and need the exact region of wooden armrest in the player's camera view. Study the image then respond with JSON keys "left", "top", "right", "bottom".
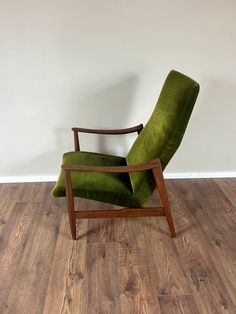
{"left": 72, "top": 124, "right": 143, "bottom": 151}
{"left": 72, "top": 124, "right": 143, "bottom": 135}
{"left": 62, "top": 158, "right": 160, "bottom": 173}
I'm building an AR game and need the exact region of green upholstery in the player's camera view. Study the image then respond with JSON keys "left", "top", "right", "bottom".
{"left": 52, "top": 70, "right": 199, "bottom": 208}
{"left": 52, "top": 151, "right": 141, "bottom": 207}
{"left": 126, "top": 70, "right": 200, "bottom": 205}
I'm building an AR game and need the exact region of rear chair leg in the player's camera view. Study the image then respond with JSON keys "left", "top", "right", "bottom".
{"left": 152, "top": 162, "right": 176, "bottom": 237}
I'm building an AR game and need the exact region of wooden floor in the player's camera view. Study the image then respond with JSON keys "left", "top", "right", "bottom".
{"left": 0, "top": 179, "right": 236, "bottom": 314}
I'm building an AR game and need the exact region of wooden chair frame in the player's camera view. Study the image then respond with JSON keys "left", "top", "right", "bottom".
{"left": 62, "top": 125, "right": 176, "bottom": 240}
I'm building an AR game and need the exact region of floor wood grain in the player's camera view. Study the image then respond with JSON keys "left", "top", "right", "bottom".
{"left": 0, "top": 179, "right": 236, "bottom": 313}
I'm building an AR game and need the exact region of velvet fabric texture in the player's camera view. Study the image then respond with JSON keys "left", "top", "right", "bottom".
{"left": 126, "top": 70, "right": 200, "bottom": 205}
{"left": 52, "top": 151, "right": 141, "bottom": 207}
{"left": 52, "top": 70, "right": 199, "bottom": 207}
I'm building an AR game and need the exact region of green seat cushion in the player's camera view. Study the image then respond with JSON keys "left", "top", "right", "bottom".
{"left": 126, "top": 70, "right": 200, "bottom": 206}
{"left": 52, "top": 151, "right": 141, "bottom": 208}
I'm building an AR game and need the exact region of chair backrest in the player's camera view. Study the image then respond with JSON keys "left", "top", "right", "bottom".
{"left": 126, "top": 70, "right": 200, "bottom": 205}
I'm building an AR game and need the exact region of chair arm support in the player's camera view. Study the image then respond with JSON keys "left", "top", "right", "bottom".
{"left": 72, "top": 124, "right": 143, "bottom": 135}
{"left": 72, "top": 124, "right": 143, "bottom": 151}
{"left": 62, "top": 158, "right": 161, "bottom": 173}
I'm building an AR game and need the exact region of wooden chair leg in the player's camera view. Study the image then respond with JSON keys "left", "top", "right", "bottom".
{"left": 64, "top": 170, "right": 77, "bottom": 240}
{"left": 66, "top": 197, "right": 77, "bottom": 240}
{"left": 152, "top": 163, "right": 176, "bottom": 237}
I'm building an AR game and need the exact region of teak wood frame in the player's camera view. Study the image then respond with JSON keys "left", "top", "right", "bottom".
{"left": 62, "top": 125, "right": 176, "bottom": 240}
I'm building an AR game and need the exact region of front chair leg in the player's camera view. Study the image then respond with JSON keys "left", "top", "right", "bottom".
{"left": 64, "top": 170, "right": 77, "bottom": 240}
{"left": 152, "top": 162, "right": 176, "bottom": 237}
{"left": 66, "top": 197, "right": 77, "bottom": 240}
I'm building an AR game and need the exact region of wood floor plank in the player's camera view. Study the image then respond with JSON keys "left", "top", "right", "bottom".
{"left": 0, "top": 202, "right": 41, "bottom": 312}
{"left": 158, "top": 295, "right": 200, "bottom": 314}
{"left": 10, "top": 182, "right": 47, "bottom": 203}
{"left": 177, "top": 232, "right": 236, "bottom": 313}
{"left": 87, "top": 217, "right": 116, "bottom": 243}
{"left": 167, "top": 178, "right": 227, "bottom": 201}
{"left": 0, "top": 183, "right": 46, "bottom": 235}
{"left": 148, "top": 217, "right": 192, "bottom": 296}
{"left": 79, "top": 198, "right": 116, "bottom": 243}
{"left": 4, "top": 202, "right": 62, "bottom": 314}
{"left": 170, "top": 197, "right": 236, "bottom": 313}
{"left": 0, "top": 184, "right": 23, "bottom": 215}
{"left": 116, "top": 217, "right": 151, "bottom": 266}
{"left": 42, "top": 212, "right": 74, "bottom": 314}
{"left": 164, "top": 181, "right": 236, "bottom": 312}
{"left": 7, "top": 183, "right": 28, "bottom": 202}
{"left": 0, "top": 184, "right": 15, "bottom": 208}
{"left": 186, "top": 199, "right": 236, "bottom": 260}
{"left": 24, "top": 182, "right": 48, "bottom": 202}
{"left": 206, "top": 238, "right": 236, "bottom": 308}
{"left": 119, "top": 265, "right": 160, "bottom": 314}
{"left": 223, "top": 213, "right": 236, "bottom": 239}
{"left": 39, "top": 182, "right": 63, "bottom": 210}
{"left": 215, "top": 178, "right": 236, "bottom": 208}
{"left": 0, "top": 200, "right": 16, "bottom": 234}
{"left": 84, "top": 242, "right": 121, "bottom": 314}
{"left": 59, "top": 219, "right": 88, "bottom": 314}
{"left": 144, "top": 190, "right": 192, "bottom": 296}
{"left": 186, "top": 196, "right": 235, "bottom": 217}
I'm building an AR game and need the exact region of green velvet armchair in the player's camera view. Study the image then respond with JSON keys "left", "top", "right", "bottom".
{"left": 52, "top": 70, "right": 200, "bottom": 240}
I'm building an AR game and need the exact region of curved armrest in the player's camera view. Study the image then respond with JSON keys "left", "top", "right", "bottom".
{"left": 72, "top": 124, "right": 143, "bottom": 135}
{"left": 72, "top": 124, "right": 143, "bottom": 151}
{"left": 62, "top": 158, "right": 160, "bottom": 173}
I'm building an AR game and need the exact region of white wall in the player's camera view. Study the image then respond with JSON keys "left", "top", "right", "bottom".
{"left": 1, "top": 0, "right": 236, "bottom": 179}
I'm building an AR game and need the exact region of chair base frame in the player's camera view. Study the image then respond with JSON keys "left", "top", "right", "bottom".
{"left": 63, "top": 159, "right": 176, "bottom": 240}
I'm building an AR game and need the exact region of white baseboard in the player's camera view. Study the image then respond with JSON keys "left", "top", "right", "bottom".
{"left": 0, "top": 172, "right": 236, "bottom": 183}
{"left": 164, "top": 172, "right": 236, "bottom": 179}
{"left": 0, "top": 176, "right": 58, "bottom": 183}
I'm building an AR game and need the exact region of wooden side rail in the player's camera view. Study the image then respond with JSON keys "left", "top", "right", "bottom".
{"left": 76, "top": 208, "right": 165, "bottom": 219}
{"left": 72, "top": 124, "right": 143, "bottom": 151}
{"left": 62, "top": 158, "right": 160, "bottom": 173}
